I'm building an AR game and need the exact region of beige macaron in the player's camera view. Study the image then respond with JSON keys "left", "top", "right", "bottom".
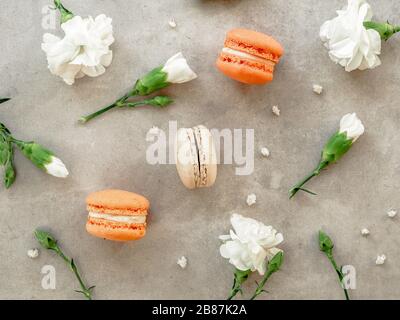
{"left": 175, "top": 125, "right": 217, "bottom": 189}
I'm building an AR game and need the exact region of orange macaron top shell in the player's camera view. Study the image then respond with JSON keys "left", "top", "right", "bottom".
{"left": 216, "top": 28, "right": 284, "bottom": 84}
{"left": 86, "top": 189, "right": 149, "bottom": 242}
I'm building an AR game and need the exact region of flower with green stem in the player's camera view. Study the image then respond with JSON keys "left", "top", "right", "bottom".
{"left": 35, "top": 230, "right": 94, "bottom": 300}
{"left": 220, "top": 214, "right": 284, "bottom": 300}
{"left": 289, "top": 113, "right": 364, "bottom": 199}
{"left": 79, "top": 52, "right": 197, "bottom": 123}
{"left": 0, "top": 120, "right": 68, "bottom": 188}
{"left": 250, "top": 251, "right": 284, "bottom": 300}
{"left": 318, "top": 231, "right": 350, "bottom": 300}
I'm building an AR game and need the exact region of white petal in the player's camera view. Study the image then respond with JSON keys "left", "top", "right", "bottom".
{"left": 161, "top": 52, "right": 197, "bottom": 84}
{"left": 44, "top": 156, "right": 69, "bottom": 178}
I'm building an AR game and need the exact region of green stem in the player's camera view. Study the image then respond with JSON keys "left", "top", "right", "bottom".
{"left": 289, "top": 161, "right": 329, "bottom": 199}
{"left": 227, "top": 269, "right": 251, "bottom": 300}
{"left": 79, "top": 94, "right": 131, "bottom": 124}
{"left": 55, "top": 248, "right": 93, "bottom": 300}
{"left": 250, "top": 271, "right": 273, "bottom": 300}
{"left": 0, "top": 98, "right": 10, "bottom": 104}
{"left": 327, "top": 254, "right": 349, "bottom": 301}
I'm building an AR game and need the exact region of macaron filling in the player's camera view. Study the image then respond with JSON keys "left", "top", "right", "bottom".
{"left": 88, "top": 212, "right": 146, "bottom": 224}
{"left": 222, "top": 47, "right": 272, "bottom": 64}
{"left": 224, "top": 38, "right": 281, "bottom": 62}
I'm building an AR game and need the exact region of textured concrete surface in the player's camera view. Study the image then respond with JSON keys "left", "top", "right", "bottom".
{"left": 1, "top": 0, "right": 400, "bottom": 300}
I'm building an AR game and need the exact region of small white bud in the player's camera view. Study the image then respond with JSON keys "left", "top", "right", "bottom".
{"left": 27, "top": 248, "right": 39, "bottom": 259}
{"left": 177, "top": 256, "right": 187, "bottom": 269}
{"left": 361, "top": 228, "right": 370, "bottom": 236}
{"left": 246, "top": 193, "right": 257, "bottom": 207}
{"left": 313, "top": 84, "right": 323, "bottom": 94}
{"left": 376, "top": 254, "right": 386, "bottom": 265}
{"left": 260, "top": 147, "right": 270, "bottom": 158}
{"left": 168, "top": 18, "right": 177, "bottom": 28}
{"left": 387, "top": 209, "right": 397, "bottom": 218}
{"left": 272, "top": 105, "right": 280, "bottom": 116}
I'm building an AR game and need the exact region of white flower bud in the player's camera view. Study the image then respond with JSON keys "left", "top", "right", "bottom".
{"left": 339, "top": 113, "right": 365, "bottom": 142}
{"left": 162, "top": 52, "right": 198, "bottom": 84}
{"left": 44, "top": 156, "right": 69, "bottom": 178}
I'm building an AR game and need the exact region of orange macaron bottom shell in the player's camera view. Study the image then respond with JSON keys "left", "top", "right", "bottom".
{"left": 216, "top": 53, "right": 274, "bottom": 84}
{"left": 86, "top": 218, "right": 146, "bottom": 242}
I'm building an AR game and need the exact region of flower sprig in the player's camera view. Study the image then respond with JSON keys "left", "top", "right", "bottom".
{"left": 0, "top": 115, "right": 68, "bottom": 188}
{"left": 35, "top": 230, "right": 94, "bottom": 300}
{"left": 220, "top": 214, "right": 284, "bottom": 300}
{"left": 79, "top": 52, "right": 197, "bottom": 123}
{"left": 319, "top": 231, "right": 350, "bottom": 300}
{"left": 289, "top": 113, "right": 364, "bottom": 199}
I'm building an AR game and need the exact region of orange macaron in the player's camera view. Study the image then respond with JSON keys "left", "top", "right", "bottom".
{"left": 216, "top": 28, "right": 284, "bottom": 84}
{"left": 85, "top": 189, "right": 149, "bottom": 242}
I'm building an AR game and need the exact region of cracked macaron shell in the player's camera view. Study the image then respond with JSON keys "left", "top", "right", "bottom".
{"left": 176, "top": 126, "right": 217, "bottom": 189}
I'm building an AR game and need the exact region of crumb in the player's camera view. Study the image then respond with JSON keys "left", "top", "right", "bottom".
{"left": 272, "top": 105, "right": 280, "bottom": 116}
{"left": 168, "top": 18, "right": 177, "bottom": 28}
{"left": 27, "top": 248, "right": 39, "bottom": 259}
{"left": 376, "top": 254, "right": 386, "bottom": 265}
{"left": 177, "top": 256, "right": 187, "bottom": 269}
{"left": 313, "top": 84, "right": 323, "bottom": 94}
{"left": 361, "top": 228, "right": 370, "bottom": 236}
{"left": 387, "top": 209, "right": 397, "bottom": 218}
{"left": 260, "top": 147, "right": 270, "bottom": 158}
{"left": 246, "top": 193, "right": 257, "bottom": 206}
{"left": 149, "top": 126, "right": 160, "bottom": 136}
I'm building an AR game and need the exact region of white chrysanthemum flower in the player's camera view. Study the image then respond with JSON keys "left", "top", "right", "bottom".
{"left": 320, "top": 0, "right": 381, "bottom": 72}
{"left": 42, "top": 14, "right": 114, "bottom": 85}
{"left": 219, "top": 214, "right": 283, "bottom": 275}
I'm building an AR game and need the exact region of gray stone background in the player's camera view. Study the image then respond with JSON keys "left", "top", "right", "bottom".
{"left": 1, "top": 0, "right": 400, "bottom": 300}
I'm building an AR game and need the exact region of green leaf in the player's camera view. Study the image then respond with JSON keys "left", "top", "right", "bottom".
{"left": 34, "top": 230, "right": 58, "bottom": 251}
{"left": 4, "top": 156, "right": 15, "bottom": 188}
{"left": 321, "top": 132, "right": 353, "bottom": 165}
{"left": 267, "top": 251, "right": 284, "bottom": 274}
{"left": 319, "top": 230, "right": 334, "bottom": 255}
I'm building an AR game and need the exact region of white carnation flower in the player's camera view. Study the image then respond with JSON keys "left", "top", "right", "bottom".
{"left": 219, "top": 214, "right": 283, "bottom": 275}
{"left": 320, "top": 0, "right": 381, "bottom": 72}
{"left": 42, "top": 14, "right": 114, "bottom": 85}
